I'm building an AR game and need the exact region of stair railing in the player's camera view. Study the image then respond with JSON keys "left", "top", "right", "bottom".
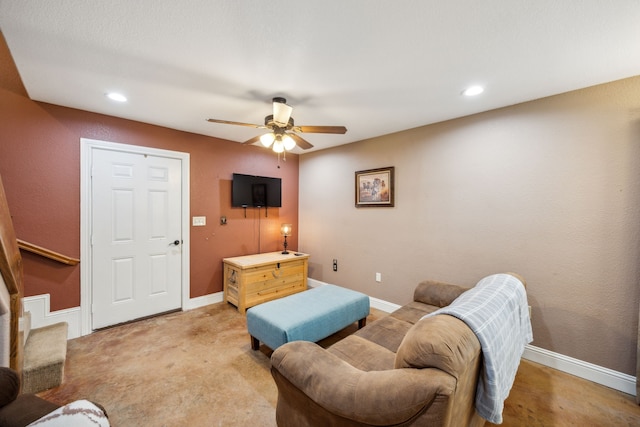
{"left": 16, "top": 239, "right": 80, "bottom": 266}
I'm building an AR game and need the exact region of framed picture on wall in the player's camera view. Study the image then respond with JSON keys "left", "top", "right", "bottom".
{"left": 355, "top": 166, "right": 395, "bottom": 207}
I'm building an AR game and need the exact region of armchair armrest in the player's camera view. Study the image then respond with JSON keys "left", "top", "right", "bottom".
{"left": 271, "top": 341, "right": 456, "bottom": 426}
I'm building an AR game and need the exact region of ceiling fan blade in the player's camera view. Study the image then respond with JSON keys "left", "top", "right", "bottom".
{"left": 242, "top": 135, "right": 263, "bottom": 145}
{"left": 207, "top": 118, "right": 266, "bottom": 129}
{"left": 272, "top": 98, "right": 293, "bottom": 127}
{"left": 294, "top": 125, "right": 347, "bottom": 134}
{"left": 289, "top": 133, "right": 314, "bottom": 150}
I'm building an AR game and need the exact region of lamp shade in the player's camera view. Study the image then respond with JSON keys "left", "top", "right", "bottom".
{"left": 273, "top": 101, "right": 293, "bottom": 126}
{"left": 282, "top": 134, "right": 296, "bottom": 151}
{"left": 272, "top": 140, "right": 285, "bottom": 153}
{"left": 260, "top": 132, "right": 275, "bottom": 147}
{"left": 281, "top": 223, "right": 292, "bottom": 236}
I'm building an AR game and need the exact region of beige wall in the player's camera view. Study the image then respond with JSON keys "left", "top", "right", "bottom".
{"left": 299, "top": 76, "right": 640, "bottom": 376}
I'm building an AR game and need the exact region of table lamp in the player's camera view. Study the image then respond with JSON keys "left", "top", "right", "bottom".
{"left": 281, "top": 223, "right": 292, "bottom": 254}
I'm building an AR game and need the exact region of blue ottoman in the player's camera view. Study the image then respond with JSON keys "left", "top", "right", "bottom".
{"left": 246, "top": 284, "right": 370, "bottom": 350}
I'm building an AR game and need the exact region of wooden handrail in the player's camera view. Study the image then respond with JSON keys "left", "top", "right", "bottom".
{"left": 17, "top": 239, "right": 80, "bottom": 266}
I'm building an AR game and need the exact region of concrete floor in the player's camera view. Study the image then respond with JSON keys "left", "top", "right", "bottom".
{"left": 38, "top": 303, "right": 640, "bottom": 426}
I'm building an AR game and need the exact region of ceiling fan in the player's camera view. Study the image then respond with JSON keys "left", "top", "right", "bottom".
{"left": 207, "top": 97, "right": 347, "bottom": 153}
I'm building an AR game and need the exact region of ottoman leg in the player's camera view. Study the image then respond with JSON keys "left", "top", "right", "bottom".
{"left": 251, "top": 335, "right": 260, "bottom": 351}
{"left": 358, "top": 317, "right": 367, "bottom": 329}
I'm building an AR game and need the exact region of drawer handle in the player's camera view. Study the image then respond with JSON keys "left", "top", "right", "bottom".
{"left": 228, "top": 270, "right": 237, "bottom": 284}
{"left": 272, "top": 267, "right": 282, "bottom": 278}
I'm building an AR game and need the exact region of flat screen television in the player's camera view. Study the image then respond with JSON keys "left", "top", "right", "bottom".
{"left": 232, "top": 173, "right": 282, "bottom": 208}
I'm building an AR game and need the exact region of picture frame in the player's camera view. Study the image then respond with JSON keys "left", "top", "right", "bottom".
{"left": 355, "top": 166, "right": 395, "bottom": 207}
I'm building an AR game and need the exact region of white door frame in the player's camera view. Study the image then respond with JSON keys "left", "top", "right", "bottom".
{"left": 80, "top": 138, "right": 190, "bottom": 336}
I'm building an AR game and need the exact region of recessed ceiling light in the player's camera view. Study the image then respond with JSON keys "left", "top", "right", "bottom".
{"left": 462, "top": 85, "right": 484, "bottom": 97}
{"left": 106, "top": 92, "right": 127, "bottom": 102}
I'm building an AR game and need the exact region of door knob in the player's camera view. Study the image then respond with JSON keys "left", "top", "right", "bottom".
{"left": 172, "top": 240, "right": 181, "bottom": 246}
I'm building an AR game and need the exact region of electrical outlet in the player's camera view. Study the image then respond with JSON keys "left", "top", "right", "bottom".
{"left": 192, "top": 216, "right": 206, "bottom": 226}
{"left": 333, "top": 259, "right": 338, "bottom": 271}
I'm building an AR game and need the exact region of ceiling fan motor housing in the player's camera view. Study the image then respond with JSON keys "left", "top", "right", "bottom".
{"left": 264, "top": 114, "right": 294, "bottom": 130}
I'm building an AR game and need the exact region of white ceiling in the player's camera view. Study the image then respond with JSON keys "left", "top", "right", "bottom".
{"left": 1, "top": 1, "right": 639, "bottom": 153}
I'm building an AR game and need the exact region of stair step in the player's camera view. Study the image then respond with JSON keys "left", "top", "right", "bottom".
{"left": 23, "top": 322, "right": 68, "bottom": 394}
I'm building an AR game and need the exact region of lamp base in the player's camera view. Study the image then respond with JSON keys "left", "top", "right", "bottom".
{"left": 282, "top": 250, "right": 289, "bottom": 254}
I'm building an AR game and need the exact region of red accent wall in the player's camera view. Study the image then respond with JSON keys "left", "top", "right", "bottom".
{"left": 0, "top": 32, "right": 299, "bottom": 311}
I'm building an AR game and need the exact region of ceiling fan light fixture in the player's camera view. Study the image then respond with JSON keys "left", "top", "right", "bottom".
{"left": 282, "top": 134, "right": 296, "bottom": 151}
{"left": 272, "top": 140, "right": 285, "bottom": 153}
{"left": 260, "top": 132, "right": 275, "bottom": 147}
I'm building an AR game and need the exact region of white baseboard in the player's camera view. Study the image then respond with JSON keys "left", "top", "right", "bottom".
{"left": 23, "top": 292, "right": 224, "bottom": 339}
{"left": 23, "top": 294, "right": 82, "bottom": 340}
{"left": 24, "top": 286, "right": 638, "bottom": 397}
{"left": 184, "top": 291, "right": 223, "bottom": 310}
{"left": 369, "top": 296, "right": 402, "bottom": 313}
{"left": 522, "top": 344, "right": 637, "bottom": 396}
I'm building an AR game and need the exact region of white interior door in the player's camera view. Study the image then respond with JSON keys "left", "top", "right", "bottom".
{"left": 91, "top": 148, "right": 183, "bottom": 329}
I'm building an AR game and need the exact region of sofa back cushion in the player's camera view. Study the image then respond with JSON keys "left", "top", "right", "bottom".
{"left": 394, "top": 314, "right": 480, "bottom": 379}
{"left": 413, "top": 280, "right": 467, "bottom": 308}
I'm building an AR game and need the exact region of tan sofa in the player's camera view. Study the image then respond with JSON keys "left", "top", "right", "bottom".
{"left": 270, "top": 277, "right": 511, "bottom": 427}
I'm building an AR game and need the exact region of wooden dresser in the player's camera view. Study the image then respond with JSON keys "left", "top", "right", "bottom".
{"left": 223, "top": 251, "right": 309, "bottom": 313}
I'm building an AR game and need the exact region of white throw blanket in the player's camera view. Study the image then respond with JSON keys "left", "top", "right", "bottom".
{"left": 27, "top": 399, "right": 110, "bottom": 426}
{"left": 423, "top": 273, "right": 533, "bottom": 424}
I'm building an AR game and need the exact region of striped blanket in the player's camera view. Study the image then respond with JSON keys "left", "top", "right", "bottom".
{"left": 423, "top": 273, "right": 533, "bottom": 424}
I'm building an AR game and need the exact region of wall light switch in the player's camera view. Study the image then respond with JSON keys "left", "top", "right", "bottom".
{"left": 192, "top": 216, "right": 206, "bottom": 226}
{"left": 375, "top": 272, "right": 382, "bottom": 282}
